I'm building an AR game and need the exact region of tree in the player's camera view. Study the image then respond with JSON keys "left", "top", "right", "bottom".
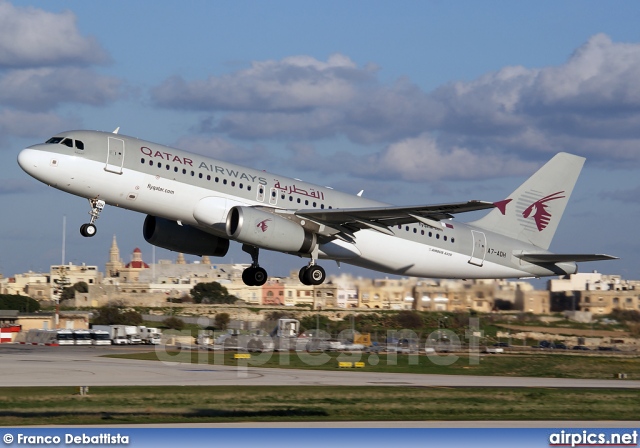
{"left": 395, "top": 310, "right": 423, "bottom": 329}
{"left": 60, "top": 282, "right": 90, "bottom": 302}
{"left": 162, "top": 316, "right": 185, "bottom": 330}
{"left": 0, "top": 294, "right": 40, "bottom": 312}
{"left": 190, "top": 282, "right": 237, "bottom": 304}
{"left": 92, "top": 303, "right": 142, "bottom": 325}
{"left": 214, "top": 313, "right": 230, "bottom": 330}
{"left": 121, "top": 310, "right": 143, "bottom": 326}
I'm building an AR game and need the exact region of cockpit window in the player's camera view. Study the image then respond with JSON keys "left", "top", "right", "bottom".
{"left": 46, "top": 137, "right": 64, "bottom": 144}
{"left": 45, "top": 136, "right": 85, "bottom": 150}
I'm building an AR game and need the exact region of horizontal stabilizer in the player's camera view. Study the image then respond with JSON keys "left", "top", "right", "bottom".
{"left": 515, "top": 253, "right": 618, "bottom": 263}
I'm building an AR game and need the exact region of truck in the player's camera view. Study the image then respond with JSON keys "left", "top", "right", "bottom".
{"left": 92, "top": 325, "right": 129, "bottom": 345}
{"left": 196, "top": 330, "right": 213, "bottom": 346}
{"left": 246, "top": 318, "right": 301, "bottom": 352}
{"left": 138, "top": 326, "right": 161, "bottom": 345}
{"left": 124, "top": 326, "right": 142, "bottom": 344}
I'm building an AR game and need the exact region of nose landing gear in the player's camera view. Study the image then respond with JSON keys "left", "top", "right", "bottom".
{"left": 80, "top": 198, "right": 105, "bottom": 238}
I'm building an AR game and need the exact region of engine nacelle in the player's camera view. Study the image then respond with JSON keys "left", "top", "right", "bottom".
{"left": 143, "top": 215, "right": 229, "bottom": 257}
{"left": 226, "top": 206, "right": 316, "bottom": 254}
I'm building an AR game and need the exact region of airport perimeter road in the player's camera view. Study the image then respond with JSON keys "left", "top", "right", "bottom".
{"left": 1, "top": 345, "right": 639, "bottom": 388}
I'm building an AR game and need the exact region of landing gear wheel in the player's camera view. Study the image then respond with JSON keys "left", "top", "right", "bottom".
{"left": 242, "top": 266, "right": 268, "bottom": 287}
{"left": 299, "top": 266, "right": 309, "bottom": 284}
{"left": 80, "top": 223, "right": 97, "bottom": 238}
{"left": 81, "top": 198, "right": 105, "bottom": 238}
{"left": 242, "top": 268, "right": 255, "bottom": 286}
{"left": 300, "top": 265, "right": 326, "bottom": 286}
{"left": 305, "top": 265, "right": 326, "bottom": 285}
{"left": 252, "top": 267, "right": 268, "bottom": 286}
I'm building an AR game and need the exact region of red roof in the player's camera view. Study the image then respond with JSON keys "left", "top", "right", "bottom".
{"left": 125, "top": 261, "right": 149, "bottom": 269}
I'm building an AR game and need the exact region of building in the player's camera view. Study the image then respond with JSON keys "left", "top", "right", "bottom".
{"left": 49, "top": 263, "right": 101, "bottom": 300}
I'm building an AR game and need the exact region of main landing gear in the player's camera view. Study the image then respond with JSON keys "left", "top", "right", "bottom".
{"left": 299, "top": 263, "right": 326, "bottom": 286}
{"left": 80, "top": 198, "right": 105, "bottom": 238}
{"left": 241, "top": 245, "right": 268, "bottom": 287}
{"left": 240, "top": 244, "right": 327, "bottom": 287}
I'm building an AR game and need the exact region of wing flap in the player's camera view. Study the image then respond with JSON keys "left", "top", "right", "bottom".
{"left": 515, "top": 253, "right": 619, "bottom": 263}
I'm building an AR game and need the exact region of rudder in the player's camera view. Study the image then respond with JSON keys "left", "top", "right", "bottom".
{"left": 470, "top": 152, "right": 585, "bottom": 250}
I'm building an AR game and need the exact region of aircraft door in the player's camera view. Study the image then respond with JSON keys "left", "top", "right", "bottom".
{"left": 105, "top": 137, "right": 125, "bottom": 174}
{"left": 469, "top": 230, "right": 486, "bottom": 267}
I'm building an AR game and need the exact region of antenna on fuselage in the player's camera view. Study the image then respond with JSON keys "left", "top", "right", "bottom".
{"left": 357, "top": 190, "right": 364, "bottom": 197}
{"left": 112, "top": 127, "right": 120, "bottom": 134}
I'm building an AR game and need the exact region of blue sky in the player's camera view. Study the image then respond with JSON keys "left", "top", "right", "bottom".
{"left": 1, "top": 0, "right": 640, "bottom": 282}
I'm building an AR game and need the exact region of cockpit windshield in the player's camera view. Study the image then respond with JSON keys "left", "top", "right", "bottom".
{"left": 46, "top": 137, "right": 64, "bottom": 144}
{"left": 45, "top": 136, "right": 84, "bottom": 150}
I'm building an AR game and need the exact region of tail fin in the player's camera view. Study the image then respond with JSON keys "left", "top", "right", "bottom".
{"left": 470, "top": 152, "right": 585, "bottom": 250}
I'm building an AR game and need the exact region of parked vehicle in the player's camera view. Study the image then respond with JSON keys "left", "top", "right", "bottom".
{"left": 56, "top": 329, "right": 75, "bottom": 346}
{"left": 598, "top": 346, "right": 620, "bottom": 351}
{"left": 90, "top": 330, "right": 111, "bottom": 346}
{"left": 137, "top": 326, "right": 161, "bottom": 345}
{"left": 124, "top": 326, "right": 142, "bottom": 344}
{"left": 483, "top": 347, "right": 504, "bottom": 354}
{"left": 72, "top": 329, "right": 92, "bottom": 346}
{"left": 572, "top": 345, "right": 590, "bottom": 351}
{"left": 92, "top": 325, "right": 129, "bottom": 345}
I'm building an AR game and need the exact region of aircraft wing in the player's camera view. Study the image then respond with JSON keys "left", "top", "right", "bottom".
{"left": 515, "top": 254, "right": 619, "bottom": 263}
{"left": 295, "top": 200, "right": 495, "bottom": 237}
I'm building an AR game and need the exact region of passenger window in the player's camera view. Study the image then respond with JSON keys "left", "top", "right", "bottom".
{"left": 75, "top": 140, "right": 84, "bottom": 150}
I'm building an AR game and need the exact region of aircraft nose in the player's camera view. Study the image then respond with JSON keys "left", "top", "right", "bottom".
{"left": 17, "top": 148, "right": 38, "bottom": 174}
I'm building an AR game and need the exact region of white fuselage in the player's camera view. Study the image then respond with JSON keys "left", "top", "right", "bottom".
{"left": 17, "top": 130, "right": 576, "bottom": 280}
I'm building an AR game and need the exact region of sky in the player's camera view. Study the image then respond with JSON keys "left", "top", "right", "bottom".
{"left": 1, "top": 0, "right": 640, "bottom": 283}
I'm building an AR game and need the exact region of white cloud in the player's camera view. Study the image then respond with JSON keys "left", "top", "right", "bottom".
{"left": 354, "top": 134, "right": 538, "bottom": 182}
{"left": 0, "top": 109, "right": 78, "bottom": 139}
{"left": 152, "top": 54, "right": 372, "bottom": 112}
{"left": 0, "top": 1, "right": 109, "bottom": 68}
{"left": 154, "top": 34, "right": 640, "bottom": 182}
{"left": 0, "top": 68, "right": 123, "bottom": 111}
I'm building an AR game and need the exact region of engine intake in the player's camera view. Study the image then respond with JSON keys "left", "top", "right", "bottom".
{"left": 143, "top": 215, "right": 229, "bottom": 257}
{"left": 226, "top": 206, "right": 316, "bottom": 254}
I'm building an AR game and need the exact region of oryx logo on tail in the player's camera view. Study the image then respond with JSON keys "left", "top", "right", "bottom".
{"left": 522, "top": 191, "right": 565, "bottom": 231}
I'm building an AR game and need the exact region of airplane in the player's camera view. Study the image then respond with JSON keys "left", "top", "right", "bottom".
{"left": 17, "top": 129, "right": 616, "bottom": 287}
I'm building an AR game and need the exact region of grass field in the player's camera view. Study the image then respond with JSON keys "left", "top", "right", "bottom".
{"left": 0, "top": 386, "right": 638, "bottom": 425}
{"left": 107, "top": 350, "right": 640, "bottom": 380}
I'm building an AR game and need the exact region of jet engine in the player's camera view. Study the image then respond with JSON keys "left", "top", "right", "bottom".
{"left": 226, "top": 206, "right": 316, "bottom": 254}
{"left": 143, "top": 215, "right": 229, "bottom": 256}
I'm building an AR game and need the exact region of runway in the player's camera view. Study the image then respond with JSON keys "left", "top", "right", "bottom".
{"left": 1, "top": 344, "right": 639, "bottom": 388}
